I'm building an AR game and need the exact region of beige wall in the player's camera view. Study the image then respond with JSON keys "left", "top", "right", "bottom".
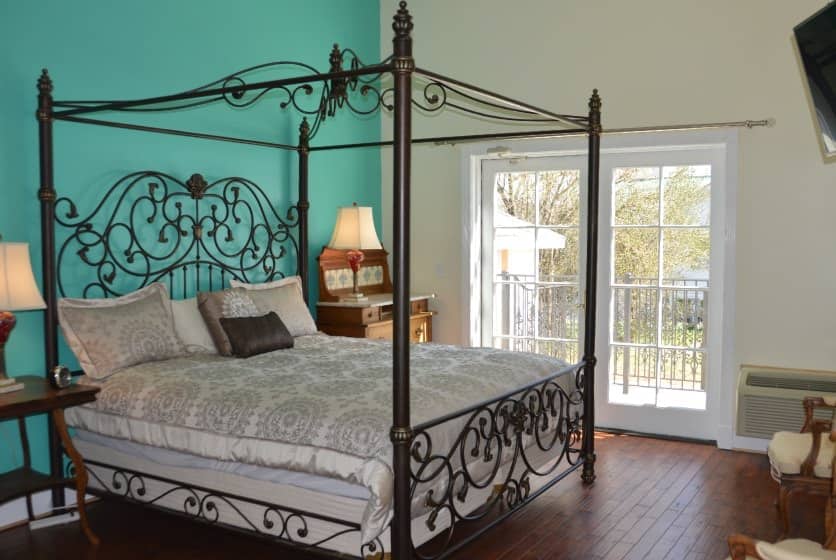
{"left": 380, "top": 0, "right": 836, "bottom": 373}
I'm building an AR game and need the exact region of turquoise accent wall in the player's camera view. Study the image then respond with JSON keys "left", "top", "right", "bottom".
{"left": 0, "top": 0, "right": 381, "bottom": 475}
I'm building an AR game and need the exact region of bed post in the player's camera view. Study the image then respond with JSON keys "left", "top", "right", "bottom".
{"left": 297, "top": 118, "right": 310, "bottom": 303}
{"left": 581, "top": 90, "right": 601, "bottom": 485}
{"left": 390, "top": 2, "right": 414, "bottom": 559}
{"left": 37, "top": 69, "right": 63, "bottom": 506}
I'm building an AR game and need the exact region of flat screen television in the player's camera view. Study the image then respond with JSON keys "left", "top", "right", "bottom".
{"left": 795, "top": 3, "right": 836, "bottom": 157}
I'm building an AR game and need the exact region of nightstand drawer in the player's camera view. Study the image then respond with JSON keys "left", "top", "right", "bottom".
{"left": 411, "top": 299, "right": 428, "bottom": 314}
{"left": 317, "top": 305, "right": 381, "bottom": 326}
{"left": 316, "top": 294, "right": 436, "bottom": 343}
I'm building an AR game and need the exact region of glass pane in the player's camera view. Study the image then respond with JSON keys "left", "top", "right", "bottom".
{"left": 610, "top": 346, "right": 658, "bottom": 388}
{"left": 538, "top": 170, "right": 580, "bottom": 226}
{"left": 494, "top": 336, "right": 534, "bottom": 353}
{"left": 662, "top": 228, "right": 710, "bottom": 284}
{"left": 494, "top": 228, "right": 535, "bottom": 279}
{"left": 495, "top": 172, "right": 535, "bottom": 224}
{"left": 660, "top": 288, "right": 707, "bottom": 349}
{"left": 613, "top": 167, "right": 660, "bottom": 225}
{"left": 612, "top": 287, "right": 658, "bottom": 344}
{"left": 537, "top": 227, "right": 577, "bottom": 281}
{"left": 537, "top": 285, "right": 579, "bottom": 340}
{"left": 492, "top": 282, "right": 535, "bottom": 337}
{"left": 613, "top": 228, "right": 659, "bottom": 284}
{"left": 662, "top": 165, "right": 711, "bottom": 226}
{"left": 537, "top": 340, "right": 579, "bottom": 363}
{"left": 659, "top": 349, "right": 705, "bottom": 391}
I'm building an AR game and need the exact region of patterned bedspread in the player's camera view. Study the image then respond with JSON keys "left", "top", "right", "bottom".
{"left": 66, "top": 334, "right": 573, "bottom": 542}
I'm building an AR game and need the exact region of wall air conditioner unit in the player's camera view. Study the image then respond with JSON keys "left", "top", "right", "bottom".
{"left": 737, "top": 365, "right": 836, "bottom": 440}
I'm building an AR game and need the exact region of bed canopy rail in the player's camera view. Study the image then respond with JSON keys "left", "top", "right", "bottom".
{"left": 36, "top": 2, "right": 601, "bottom": 558}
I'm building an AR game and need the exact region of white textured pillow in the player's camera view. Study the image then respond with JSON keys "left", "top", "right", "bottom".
{"left": 230, "top": 276, "right": 317, "bottom": 337}
{"left": 170, "top": 298, "right": 218, "bottom": 354}
{"left": 58, "top": 283, "right": 186, "bottom": 379}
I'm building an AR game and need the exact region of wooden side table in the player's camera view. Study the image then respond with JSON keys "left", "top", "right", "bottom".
{"left": 317, "top": 293, "right": 436, "bottom": 342}
{"left": 0, "top": 375, "right": 100, "bottom": 545}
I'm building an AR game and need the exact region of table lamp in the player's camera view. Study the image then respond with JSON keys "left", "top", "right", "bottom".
{"left": 327, "top": 204, "right": 382, "bottom": 302}
{"left": 0, "top": 241, "right": 47, "bottom": 391}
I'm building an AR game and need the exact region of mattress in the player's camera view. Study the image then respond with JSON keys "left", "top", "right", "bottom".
{"left": 73, "top": 429, "right": 370, "bottom": 500}
{"left": 66, "top": 333, "right": 576, "bottom": 542}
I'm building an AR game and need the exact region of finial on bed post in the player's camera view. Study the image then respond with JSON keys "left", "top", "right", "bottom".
{"left": 391, "top": 2, "right": 415, "bottom": 559}
{"left": 297, "top": 118, "right": 310, "bottom": 304}
{"left": 37, "top": 67, "right": 63, "bottom": 508}
{"left": 581, "top": 89, "right": 602, "bottom": 486}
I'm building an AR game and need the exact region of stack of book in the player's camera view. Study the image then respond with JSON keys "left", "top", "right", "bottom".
{"left": 0, "top": 377, "right": 24, "bottom": 394}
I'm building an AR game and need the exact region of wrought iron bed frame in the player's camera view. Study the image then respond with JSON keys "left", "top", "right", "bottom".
{"left": 35, "top": 3, "right": 602, "bottom": 558}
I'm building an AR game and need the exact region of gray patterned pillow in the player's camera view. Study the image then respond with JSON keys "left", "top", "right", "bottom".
{"left": 197, "top": 288, "right": 261, "bottom": 356}
{"left": 229, "top": 276, "right": 317, "bottom": 337}
{"left": 58, "top": 283, "right": 187, "bottom": 380}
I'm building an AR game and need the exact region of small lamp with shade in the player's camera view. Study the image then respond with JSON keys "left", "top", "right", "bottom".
{"left": 0, "top": 240, "right": 47, "bottom": 392}
{"left": 327, "top": 203, "right": 382, "bottom": 302}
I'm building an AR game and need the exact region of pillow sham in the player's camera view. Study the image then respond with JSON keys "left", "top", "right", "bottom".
{"left": 170, "top": 297, "right": 217, "bottom": 354}
{"left": 230, "top": 276, "right": 317, "bottom": 337}
{"left": 197, "top": 288, "right": 260, "bottom": 356}
{"left": 220, "top": 312, "right": 294, "bottom": 358}
{"left": 58, "top": 283, "right": 186, "bottom": 380}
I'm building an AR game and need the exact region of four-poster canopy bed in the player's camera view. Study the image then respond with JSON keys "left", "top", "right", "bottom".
{"left": 34, "top": 2, "right": 601, "bottom": 558}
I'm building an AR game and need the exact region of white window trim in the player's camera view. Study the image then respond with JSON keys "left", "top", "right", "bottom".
{"left": 460, "top": 129, "right": 738, "bottom": 448}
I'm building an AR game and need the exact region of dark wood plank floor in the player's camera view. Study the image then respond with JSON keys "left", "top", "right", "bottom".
{"left": 0, "top": 433, "right": 823, "bottom": 560}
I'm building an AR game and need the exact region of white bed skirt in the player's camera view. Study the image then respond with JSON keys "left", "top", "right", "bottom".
{"left": 74, "top": 436, "right": 573, "bottom": 558}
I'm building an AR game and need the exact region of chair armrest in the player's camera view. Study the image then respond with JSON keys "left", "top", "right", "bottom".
{"left": 801, "top": 420, "right": 831, "bottom": 476}
{"left": 802, "top": 396, "right": 835, "bottom": 434}
{"left": 728, "top": 534, "right": 762, "bottom": 560}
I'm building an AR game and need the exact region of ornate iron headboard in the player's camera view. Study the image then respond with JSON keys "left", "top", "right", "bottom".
{"left": 54, "top": 171, "right": 300, "bottom": 299}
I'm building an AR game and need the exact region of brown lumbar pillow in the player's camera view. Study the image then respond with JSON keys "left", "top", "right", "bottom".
{"left": 219, "top": 312, "right": 294, "bottom": 358}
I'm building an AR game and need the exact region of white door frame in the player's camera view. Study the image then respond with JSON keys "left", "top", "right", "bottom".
{"left": 479, "top": 155, "right": 588, "bottom": 356}
{"left": 460, "top": 129, "right": 738, "bottom": 448}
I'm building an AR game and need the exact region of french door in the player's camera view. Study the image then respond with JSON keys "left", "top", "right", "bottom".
{"left": 477, "top": 141, "right": 729, "bottom": 442}
{"left": 595, "top": 146, "right": 727, "bottom": 441}
{"left": 480, "top": 156, "right": 587, "bottom": 362}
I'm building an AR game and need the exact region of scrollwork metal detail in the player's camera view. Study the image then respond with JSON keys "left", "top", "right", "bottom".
{"left": 82, "top": 460, "right": 385, "bottom": 559}
{"left": 55, "top": 171, "right": 299, "bottom": 298}
{"left": 409, "top": 362, "right": 586, "bottom": 559}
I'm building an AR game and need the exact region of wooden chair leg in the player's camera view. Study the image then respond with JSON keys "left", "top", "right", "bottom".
{"left": 777, "top": 485, "right": 791, "bottom": 538}
{"left": 826, "top": 497, "right": 836, "bottom": 549}
{"left": 728, "top": 534, "right": 762, "bottom": 560}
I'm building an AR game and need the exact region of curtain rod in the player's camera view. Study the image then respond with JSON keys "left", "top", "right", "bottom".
{"left": 437, "top": 118, "right": 775, "bottom": 146}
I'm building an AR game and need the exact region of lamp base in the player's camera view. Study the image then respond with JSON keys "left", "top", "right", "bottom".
{"left": 340, "top": 292, "right": 369, "bottom": 302}
{"left": 0, "top": 311, "right": 24, "bottom": 392}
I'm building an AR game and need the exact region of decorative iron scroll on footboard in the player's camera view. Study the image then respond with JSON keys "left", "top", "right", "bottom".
{"left": 72, "top": 460, "right": 385, "bottom": 559}
{"left": 54, "top": 171, "right": 300, "bottom": 298}
{"left": 409, "top": 361, "right": 586, "bottom": 559}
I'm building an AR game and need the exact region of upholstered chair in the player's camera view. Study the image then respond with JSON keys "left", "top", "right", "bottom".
{"left": 767, "top": 396, "right": 836, "bottom": 541}
{"left": 728, "top": 534, "right": 836, "bottom": 560}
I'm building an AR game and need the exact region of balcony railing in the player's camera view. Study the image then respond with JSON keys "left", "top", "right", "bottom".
{"left": 494, "top": 273, "right": 708, "bottom": 393}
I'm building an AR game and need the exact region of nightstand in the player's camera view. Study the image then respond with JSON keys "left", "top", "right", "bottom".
{"left": 317, "top": 294, "right": 436, "bottom": 342}
{"left": 0, "top": 376, "right": 100, "bottom": 545}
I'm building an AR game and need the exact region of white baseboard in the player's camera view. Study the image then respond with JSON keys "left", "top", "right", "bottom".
{"left": 0, "top": 489, "right": 83, "bottom": 531}
{"left": 732, "top": 435, "right": 769, "bottom": 453}
{"left": 717, "top": 424, "right": 734, "bottom": 450}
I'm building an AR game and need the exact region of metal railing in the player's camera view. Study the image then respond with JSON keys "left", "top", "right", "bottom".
{"left": 494, "top": 273, "right": 708, "bottom": 392}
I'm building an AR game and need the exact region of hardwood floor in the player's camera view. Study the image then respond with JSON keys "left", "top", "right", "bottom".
{"left": 0, "top": 433, "right": 823, "bottom": 560}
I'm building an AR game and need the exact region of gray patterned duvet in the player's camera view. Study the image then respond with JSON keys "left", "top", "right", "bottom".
{"left": 65, "top": 334, "right": 570, "bottom": 542}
